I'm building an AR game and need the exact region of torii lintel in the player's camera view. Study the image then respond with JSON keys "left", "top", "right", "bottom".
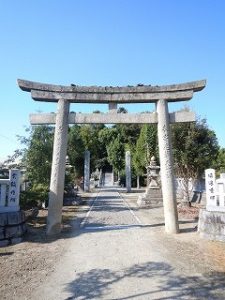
{"left": 17, "top": 79, "right": 206, "bottom": 103}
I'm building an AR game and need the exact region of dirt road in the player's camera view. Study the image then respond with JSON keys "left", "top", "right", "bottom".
{"left": 30, "top": 187, "right": 225, "bottom": 300}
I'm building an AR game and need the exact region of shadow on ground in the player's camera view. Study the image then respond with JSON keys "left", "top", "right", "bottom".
{"left": 64, "top": 261, "right": 225, "bottom": 300}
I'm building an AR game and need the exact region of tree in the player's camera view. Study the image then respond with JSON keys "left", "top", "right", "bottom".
{"left": 171, "top": 118, "right": 219, "bottom": 205}
{"left": 23, "top": 125, "right": 54, "bottom": 186}
{"left": 133, "top": 124, "right": 158, "bottom": 188}
{"left": 114, "top": 123, "right": 141, "bottom": 146}
{"left": 133, "top": 125, "right": 147, "bottom": 188}
{"left": 213, "top": 147, "right": 225, "bottom": 174}
{"left": 146, "top": 124, "right": 158, "bottom": 163}
{"left": 67, "top": 125, "right": 85, "bottom": 178}
{"left": 16, "top": 125, "right": 54, "bottom": 208}
{"left": 107, "top": 134, "right": 125, "bottom": 179}
{"left": 79, "top": 124, "right": 102, "bottom": 172}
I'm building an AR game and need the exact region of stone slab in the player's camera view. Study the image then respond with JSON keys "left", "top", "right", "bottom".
{"left": 0, "top": 213, "right": 8, "bottom": 226}
{"left": 198, "top": 209, "right": 225, "bottom": 242}
{"left": 31, "top": 90, "right": 194, "bottom": 103}
{"left": 0, "top": 226, "right": 4, "bottom": 239}
{"left": 18, "top": 78, "right": 206, "bottom": 94}
{"left": 7, "top": 211, "right": 25, "bottom": 225}
{"left": 11, "top": 237, "right": 23, "bottom": 245}
{"left": 0, "top": 206, "right": 20, "bottom": 213}
{"left": 30, "top": 111, "right": 195, "bottom": 125}
{"left": 5, "top": 225, "right": 23, "bottom": 238}
{"left": 0, "top": 239, "right": 9, "bottom": 247}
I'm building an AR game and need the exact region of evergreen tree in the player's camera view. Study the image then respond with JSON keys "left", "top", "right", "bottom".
{"left": 107, "top": 134, "right": 125, "bottom": 178}
{"left": 133, "top": 125, "right": 148, "bottom": 188}
{"left": 24, "top": 125, "right": 54, "bottom": 186}
{"left": 171, "top": 118, "right": 219, "bottom": 204}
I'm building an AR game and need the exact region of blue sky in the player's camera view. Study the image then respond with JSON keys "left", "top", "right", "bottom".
{"left": 0, "top": 0, "right": 225, "bottom": 162}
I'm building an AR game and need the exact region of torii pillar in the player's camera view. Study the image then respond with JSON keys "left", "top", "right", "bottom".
{"left": 47, "top": 99, "right": 70, "bottom": 235}
{"left": 157, "top": 99, "right": 179, "bottom": 233}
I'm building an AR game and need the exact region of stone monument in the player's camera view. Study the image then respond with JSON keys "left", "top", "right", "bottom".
{"left": 137, "top": 156, "right": 163, "bottom": 207}
{"left": 84, "top": 150, "right": 90, "bottom": 192}
{"left": 0, "top": 169, "right": 26, "bottom": 246}
{"left": 198, "top": 169, "right": 225, "bottom": 242}
{"left": 125, "top": 151, "right": 131, "bottom": 192}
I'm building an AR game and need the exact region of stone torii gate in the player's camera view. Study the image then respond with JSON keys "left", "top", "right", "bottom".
{"left": 18, "top": 79, "right": 206, "bottom": 236}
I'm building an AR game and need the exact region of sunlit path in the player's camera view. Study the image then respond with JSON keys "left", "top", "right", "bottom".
{"left": 32, "top": 187, "right": 225, "bottom": 300}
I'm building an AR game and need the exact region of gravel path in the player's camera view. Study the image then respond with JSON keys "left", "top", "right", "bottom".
{"left": 30, "top": 187, "right": 225, "bottom": 300}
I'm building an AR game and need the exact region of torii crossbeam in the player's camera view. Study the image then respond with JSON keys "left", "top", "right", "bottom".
{"left": 18, "top": 79, "right": 206, "bottom": 236}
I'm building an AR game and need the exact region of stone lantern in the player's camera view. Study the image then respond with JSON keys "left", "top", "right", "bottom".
{"left": 147, "top": 156, "right": 161, "bottom": 188}
{"left": 137, "top": 156, "right": 163, "bottom": 207}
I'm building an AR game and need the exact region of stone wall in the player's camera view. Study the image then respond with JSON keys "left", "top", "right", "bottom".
{"left": 0, "top": 211, "right": 27, "bottom": 247}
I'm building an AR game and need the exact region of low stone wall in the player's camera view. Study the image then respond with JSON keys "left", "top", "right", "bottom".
{"left": 198, "top": 209, "right": 225, "bottom": 242}
{"left": 0, "top": 211, "right": 27, "bottom": 247}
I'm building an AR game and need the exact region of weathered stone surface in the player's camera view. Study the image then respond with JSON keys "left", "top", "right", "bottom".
{"left": 31, "top": 90, "right": 194, "bottom": 103}
{"left": 108, "top": 103, "right": 117, "bottom": 113}
{"left": 138, "top": 188, "right": 163, "bottom": 208}
{"left": 8, "top": 169, "right": 21, "bottom": 210}
{"left": 11, "top": 237, "right": 23, "bottom": 245}
{"left": 198, "top": 209, "right": 225, "bottom": 242}
{"left": 84, "top": 150, "right": 90, "bottom": 192}
{"left": 0, "top": 227, "right": 5, "bottom": 239}
{"left": 7, "top": 211, "right": 25, "bottom": 225}
{"left": 18, "top": 79, "right": 206, "bottom": 93}
{"left": 5, "top": 224, "right": 25, "bottom": 238}
{"left": 30, "top": 111, "right": 195, "bottom": 125}
{"left": 47, "top": 99, "right": 70, "bottom": 236}
{"left": 157, "top": 99, "right": 179, "bottom": 234}
{"left": 0, "top": 213, "right": 8, "bottom": 226}
{"left": 0, "top": 182, "right": 7, "bottom": 207}
{"left": 0, "top": 240, "right": 9, "bottom": 247}
{"left": 0, "top": 211, "right": 26, "bottom": 245}
{"left": 125, "top": 151, "right": 131, "bottom": 192}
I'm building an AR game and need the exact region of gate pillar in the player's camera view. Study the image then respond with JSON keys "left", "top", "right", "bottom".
{"left": 47, "top": 99, "right": 70, "bottom": 235}
{"left": 84, "top": 150, "right": 90, "bottom": 192}
{"left": 125, "top": 151, "right": 131, "bottom": 192}
{"left": 157, "top": 99, "right": 179, "bottom": 234}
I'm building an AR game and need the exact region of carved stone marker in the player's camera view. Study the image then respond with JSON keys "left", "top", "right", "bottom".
{"left": 198, "top": 169, "right": 225, "bottom": 242}
{"left": 84, "top": 150, "right": 90, "bottom": 192}
{"left": 0, "top": 170, "right": 26, "bottom": 246}
{"left": 0, "top": 169, "right": 21, "bottom": 212}
{"left": 125, "top": 151, "right": 131, "bottom": 192}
